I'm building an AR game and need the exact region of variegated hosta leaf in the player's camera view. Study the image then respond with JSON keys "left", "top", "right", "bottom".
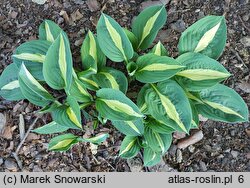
{"left": 81, "top": 30, "right": 106, "bottom": 73}
{"left": 97, "top": 13, "right": 134, "bottom": 62}
{"left": 123, "top": 28, "right": 138, "bottom": 50}
{"left": 132, "top": 5, "right": 167, "bottom": 50}
{"left": 137, "top": 84, "right": 150, "bottom": 115}
{"left": 135, "top": 54, "right": 184, "bottom": 83}
{"left": 32, "top": 121, "right": 69, "bottom": 134}
{"left": 112, "top": 118, "right": 144, "bottom": 136}
{"left": 145, "top": 80, "right": 192, "bottom": 133}
{"left": 178, "top": 15, "right": 227, "bottom": 60}
{"left": 0, "top": 63, "right": 25, "bottom": 101}
{"left": 43, "top": 32, "right": 73, "bottom": 91}
{"left": 143, "top": 147, "right": 162, "bottom": 167}
{"left": 151, "top": 41, "right": 168, "bottom": 56}
{"left": 96, "top": 88, "right": 144, "bottom": 121}
{"left": 78, "top": 72, "right": 99, "bottom": 91}
{"left": 144, "top": 125, "right": 172, "bottom": 154}
{"left": 39, "top": 19, "right": 62, "bottom": 42}
{"left": 196, "top": 84, "right": 249, "bottom": 123}
{"left": 119, "top": 136, "right": 140, "bottom": 158}
{"left": 126, "top": 61, "right": 138, "bottom": 76}
{"left": 145, "top": 117, "right": 174, "bottom": 134}
{"left": 48, "top": 133, "right": 79, "bottom": 151}
{"left": 175, "top": 52, "right": 230, "bottom": 91}
{"left": 69, "top": 71, "right": 93, "bottom": 103}
{"left": 92, "top": 67, "right": 128, "bottom": 94}
{"left": 81, "top": 133, "right": 109, "bottom": 145}
{"left": 18, "top": 64, "right": 54, "bottom": 107}
{"left": 13, "top": 40, "right": 51, "bottom": 80}
{"left": 52, "top": 104, "right": 82, "bottom": 130}
{"left": 189, "top": 101, "right": 199, "bottom": 129}
{"left": 66, "top": 96, "right": 82, "bottom": 129}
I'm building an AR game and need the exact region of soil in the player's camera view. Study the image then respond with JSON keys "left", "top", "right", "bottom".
{"left": 0, "top": 0, "right": 249, "bottom": 172}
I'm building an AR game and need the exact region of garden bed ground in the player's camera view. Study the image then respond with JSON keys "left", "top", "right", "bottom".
{"left": 0, "top": 0, "right": 249, "bottom": 172}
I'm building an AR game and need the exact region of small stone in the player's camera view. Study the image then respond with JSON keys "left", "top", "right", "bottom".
{"left": 0, "top": 158, "right": 3, "bottom": 165}
{"left": 176, "top": 149, "right": 182, "bottom": 163}
{"left": 26, "top": 133, "right": 40, "bottom": 142}
{"left": 231, "top": 150, "right": 239, "bottom": 158}
{"left": 240, "top": 37, "right": 250, "bottom": 47}
{"left": 230, "top": 129, "right": 236, "bottom": 137}
{"left": 188, "top": 145, "right": 195, "bottom": 153}
{"left": 74, "top": 38, "right": 83, "bottom": 46}
{"left": 170, "top": 19, "right": 186, "bottom": 32}
{"left": 33, "top": 165, "right": 43, "bottom": 172}
{"left": 168, "top": 144, "right": 177, "bottom": 156}
{"left": 86, "top": 0, "right": 100, "bottom": 12}
{"left": 246, "top": 153, "right": 250, "bottom": 159}
{"left": 127, "top": 157, "right": 143, "bottom": 172}
{"left": 73, "top": 0, "right": 84, "bottom": 5}
{"left": 242, "top": 14, "right": 249, "bottom": 22}
{"left": 0, "top": 113, "right": 6, "bottom": 133}
{"left": 4, "top": 159, "right": 18, "bottom": 171}
{"left": 245, "top": 128, "right": 250, "bottom": 137}
{"left": 173, "top": 131, "right": 186, "bottom": 139}
{"left": 199, "top": 161, "right": 207, "bottom": 171}
{"left": 10, "top": 11, "right": 18, "bottom": 19}
{"left": 32, "top": 0, "right": 47, "bottom": 4}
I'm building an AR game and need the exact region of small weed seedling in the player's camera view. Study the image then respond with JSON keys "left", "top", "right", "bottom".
{"left": 0, "top": 5, "right": 248, "bottom": 166}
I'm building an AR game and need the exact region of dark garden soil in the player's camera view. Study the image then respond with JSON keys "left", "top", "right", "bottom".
{"left": 0, "top": 0, "right": 249, "bottom": 172}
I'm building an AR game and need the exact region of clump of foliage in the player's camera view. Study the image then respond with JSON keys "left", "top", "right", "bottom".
{"left": 0, "top": 5, "right": 248, "bottom": 166}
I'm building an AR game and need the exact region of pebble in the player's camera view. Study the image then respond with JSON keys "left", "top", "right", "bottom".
{"left": 242, "top": 14, "right": 249, "bottom": 21}
{"left": 4, "top": 159, "right": 18, "bottom": 171}
{"left": 176, "top": 149, "right": 183, "bottom": 163}
{"left": 199, "top": 161, "right": 207, "bottom": 171}
{"left": 0, "top": 158, "right": 3, "bottom": 165}
{"left": 231, "top": 150, "right": 239, "bottom": 158}
{"left": 168, "top": 144, "right": 177, "bottom": 156}
{"left": 188, "top": 145, "right": 195, "bottom": 153}
{"left": 170, "top": 19, "right": 186, "bottom": 32}
{"left": 240, "top": 37, "right": 250, "bottom": 47}
{"left": 86, "top": 0, "right": 100, "bottom": 12}
{"left": 127, "top": 158, "right": 143, "bottom": 172}
{"left": 33, "top": 165, "right": 43, "bottom": 172}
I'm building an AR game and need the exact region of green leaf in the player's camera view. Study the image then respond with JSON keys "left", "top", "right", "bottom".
{"left": 119, "top": 136, "right": 140, "bottom": 158}
{"left": 69, "top": 72, "right": 92, "bottom": 103}
{"left": 144, "top": 125, "right": 172, "bottom": 154}
{"left": 143, "top": 147, "right": 162, "bottom": 167}
{"left": 43, "top": 32, "right": 73, "bottom": 91}
{"left": 81, "top": 30, "right": 106, "bottom": 73}
{"left": 52, "top": 104, "right": 82, "bottom": 130}
{"left": 39, "top": 19, "right": 62, "bottom": 42}
{"left": 137, "top": 84, "right": 150, "bottom": 114}
{"left": 135, "top": 54, "right": 184, "bottom": 83}
{"left": 145, "top": 117, "right": 174, "bottom": 134}
{"left": 18, "top": 64, "right": 54, "bottom": 107}
{"left": 190, "top": 101, "right": 199, "bottom": 129}
{"left": 96, "top": 88, "right": 144, "bottom": 121}
{"left": 123, "top": 28, "right": 138, "bottom": 50}
{"left": 126, "top": 61, "right": 138, "bottom": 76}
{"left": 145, "top": 80, "right": 192, "bottom": 133}
{"left": 48, "top": 133, "right": 79, "bottom": 151}
{"left": 0, "top": 63, "right": 25, "bottom": 101}
{"left": 97, "top": 13, "right": 134, "bottom": 62}
{"left": 151, "top": 41, "right": 168, "bottom": 56}
{"left": 175, "top": 52, "right": 230, "bottom": 91}
{"left": 78, "top": 72, "right": 99, "bottom": 91}
{"left": 112, "top": 118, "right": 144, "bottom": 136}
{"left": 178, "top": 15, "right": 227, "bottom": 59}
{"left": 92, "top": 67, "right": 128, "bottom": 94}
{"left": 196, "top": 84, "right": 249, "bottom": 123}
{"left": 66, "top": 96, "right": 82, "bottom": 129}
{"left": 80, "top": 133, "right": 109, "bottom": 145}
{"left": 32, "top": 121, "right": 69, "bottom": 134}
{"left": 132, "top": 5, "right": 167, "bottom": 50}
{"left": 12, "top": 40, "right": 51, "bottom": 80}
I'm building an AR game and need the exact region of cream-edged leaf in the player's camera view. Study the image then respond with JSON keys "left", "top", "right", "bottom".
{"left": 178, "top": 15, "right": 227, "bottom": 59}
{"left": 96, "top": 88, "right": 144, "bottom": 121}
{"left": 18, "top": 64, "right": 54, "bottom": 107}
{"left": 0, "top": 63, "right": 25, "bottom": 101}
{"left": 43, "top": 32, "right": 73, "bottom": 91}
{"left": 97, "top": 14, "right": 134, "bottom": 62}
{"left": 39, "top": 19, "right": 62, "bottom": 42}
{"left": 119, "top": 136, "right": 140, "bottom": 158}
{"left": 132, "top": 5, "right": 167, "bottom": 50}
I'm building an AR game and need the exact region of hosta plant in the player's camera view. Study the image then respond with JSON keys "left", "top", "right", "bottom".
{"left": 0, "top": 5, "right": 248, "bottom": 167}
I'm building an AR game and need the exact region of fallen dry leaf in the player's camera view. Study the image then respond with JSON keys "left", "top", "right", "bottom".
{"left": 1, "top": 126, "right": 16, "bottom": 140}
{"left": 238, "top": 81, "right": 250, "bottom": 93}
{"left": 71, "top": 10, "right": 83, "bottom": 22}
{"left": 86, "top": 0, "right": 100, "bottom": 12}
{"left": 177, "top": 130, "right": 204, "bottom": 149}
